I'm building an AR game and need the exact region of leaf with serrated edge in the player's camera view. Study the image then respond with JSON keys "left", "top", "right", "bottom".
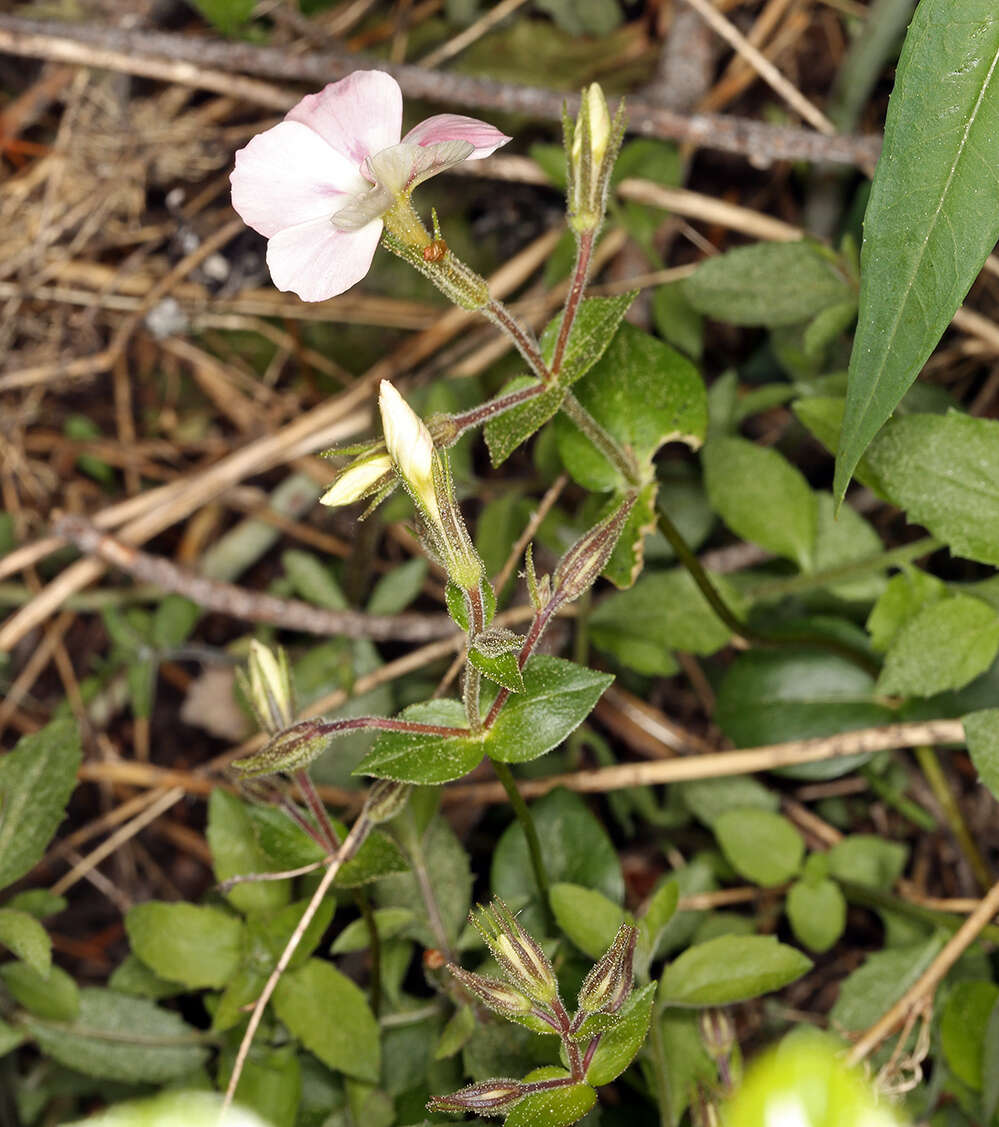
{"left": 541, "top": 292, "right": 638, "bottom": 387}
{"left": 835, "top": 4, "right": 999, "bottom": 499}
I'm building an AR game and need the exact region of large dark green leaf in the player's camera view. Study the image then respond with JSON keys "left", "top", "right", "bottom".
{"left": 355, "top": 700, "right": 483, "bottom": 785}
{"left": 835, "top": 2, "right": 999, "bottom": 499}
{"left": 125, "top": 903, "right": 245, "bottom": 990}
{"left": 659, "top": 935, "right": 812, "bottom": 1007}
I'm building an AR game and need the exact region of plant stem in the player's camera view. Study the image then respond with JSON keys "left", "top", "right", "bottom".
{"left": 484, "top": 297, "right": 552, "bottom": 384}
{"left": 838, "top": 880, "right": 999, "bottom": 943}
{"left": 550, "top": 230, "right": 594, "bottom": 377}
{"left": 492, "top": 760, "right": 552, "bottom": 924}
{"left": 860, "top": 764, "right": 937, "bottom": 832}
{"left": 355, "top": 888, "right": 383, "bottom": 1016}
{"left": 450, "top": 381, "right": 547, "bottom": 436}
{"left": 646, "top": 1008, "right": 674, "bottom": 1127}
{"left": 561, "top": 393, "right": 639, "bottom": 485}
{"left": 656, "top": 509, "right": 880, "bottom": 676}
{"left": 913, "top": 745, "right": 993, "bottom": 892}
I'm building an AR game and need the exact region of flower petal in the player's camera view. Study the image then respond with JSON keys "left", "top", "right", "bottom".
{"left": 331, "top": 183, "right": 394, "bottom": 232}
{"left": 402, "top": 114, "right": 511, "bottom": 160}
{"left": 286, "top": 71, "right": 403, "bottom": 167}
{"left": 231, "top": 121, "right": 368, "bottom": 238}
{"left": 366, "top": 140, "right": 475, "bottom": 196}
{"left": 266, "top": 217, "right": 383, "bottom": 302}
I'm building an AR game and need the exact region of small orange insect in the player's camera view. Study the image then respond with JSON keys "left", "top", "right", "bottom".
{"left": 423, "top": 239, "right": 447, "bottom": 263}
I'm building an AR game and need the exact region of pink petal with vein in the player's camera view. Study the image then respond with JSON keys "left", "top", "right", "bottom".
{"left": 402, "top": 114, "right": 511, "bottom": 160}
{"left": 231, "top": 121, "right": 368, "bottom": 239}
{"left": 266, "top": 217, "right": 383, "bottom": 302}
{"left": 286, "top": 71, "right": 403, "bottom": 167}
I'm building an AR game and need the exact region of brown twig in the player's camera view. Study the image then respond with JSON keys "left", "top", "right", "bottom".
{"left": 0, "top": 16, "right": 882, "bottom": 170}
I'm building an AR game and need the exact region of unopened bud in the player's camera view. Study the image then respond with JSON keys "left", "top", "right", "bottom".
{"left": 427, "top": 1079, "right": 525, "bottom": 1116}
{"left": 237, "top": 641, "right": 294, "bottom": 735}
{"left": 552, "top": 493, "right": 636, "bottom": 605}
{"left": 230, "top": 720, "right": 334, "bottom": 778}
{"left": 577, "top": 923, "right": 637, "bottom": 1015}
{"left": 448, "top": 965, "right": 534, "bottom": 1018}
{"left": 319, "top": 452, "right": 394, "bottom": 508}
{"left": 379, "top": 380, "right": 442, "bottom": 526}
{"left": 471, "top": 899, "right": 560, "bottom": 1006}
{"left": 363, "top": 778, "right": 412, "bottom": 824}
{"left": 524, "top": 543, "right": 551, "bottom": 612}
{"left": 699, "top": 1008, "right": 734, "bottom": 1062}
{"left": 567, "top": 83, "right": 623, "bottom": 233}
{"left": 571, "top": 84, "right": 611, "bottom": 169}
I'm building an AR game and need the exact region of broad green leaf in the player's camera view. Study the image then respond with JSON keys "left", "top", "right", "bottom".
{"left": 867, "top": 569, "right": 946, "bottom": 652}
{"left": 810, "top": 493, "right": 885, "bottom": 601}
{"left": 715, "top": 650, "right": 892, "bottom": 776}
{"left": 505, "top": 1069, "right": 596, "bottom": 1127}
{"left": 484, "top": 378, "right": 564, "bottom": 467}
{"left": 486, "top": 656, "right": 613, "bottom": 764}
{"left": 877, "top": 594, "right": 999, "bottom": 697}
{"left": 941, "top": 981, "right": 999, "bottom": 1090}
{"left": 125, "top": 902, "right": 244, "bottom": 989}
{"left": 549, "top": 883, "right": 626, "bottom": 959}
{"left": 702, "top": 436, "right": 816, "bottom": 569}
{"left": 540, "top": 292, "right": 638, "bottom": 389}
{"left": 0, "top": 1017, "right": 23, "bottom": 1058}
{"left": 23, "top": 988, "right": 208, "bottom": 1082}
{"left": 108, "top": 954, "right": 178, "bottom": 1001}
{"left": 0, "top": 718, "right": 81, "bottom": 891}
{"left": 283, "top": 548, "right": 348, "bottom": 610}
{"left": 435, "top": 1003, "right": 477, "bottom": 1060}
{"left": 678, "top": 777, "right": 778, "bottom": 829}
{"left": 493, "top": 789, "right": 624, "bottom": 928}
{"left": 601, "top": 482, "right": 659, "bottom": 589}
{"left": 659, "top": 1011, "right": 717, "bottom": 1123}
{"left": 366, "top": 557, "right": 428, "bottom": 615}
{"left": 273, "top": 958, "right": 379, "bottom": 1082}
{"left": 591, "top": 567, "right": 741, "bottom": 674}
{"left": 186, "top": 0, "right": 255, "bottom": 35}
{"left": 468, "top": 646, "right": 525, "bottom": 693}
{"left": 208, "top": 789, "right": 291, "bottom": 914}
{"left": 825, "top": 835, "right": 908, "bottom": 890}
{"left": 212, "top": 965, "right": 267, "bottom": 1035}
{"left": 653, "top": 859, "right": 717, "bottom": 957}
{"left": 965, "top": 708, "right": 999, "bottom": 801}
{"left": 250, "top": 896, "right": 336, "bottom": 969}
{"left": 660, "top": 935, "right": 812, "bottom": 1007}
{"left": 218, "top": 1043, "right": 300, "bottom": 1127}
{"left": 713, "top": 809, "right": 804, "bottom": 887}
{"left": 334, "top": 825, "right": 410, "bottom": 887}
{"left": 0, "top": 908, "right": 50, "bottom": 976}
{"left": 786, "top": 879, "right": 846, "bottom": 953}
{"left": 355, "top": 699, "right": 483, "bottom": 784}
{"left": 865, "top": 413, "right": 999, "bottom": 565}
{"left": 331, "top": 907, "right": 415, "bottom": 954}
{"left": 584, "top": 981, "right": 656, "bottom": 1085}
{"left": 554, "top": 323, "right": 707, "bottom": 492}
{"left": 792, "top": 396, "right": 888, "bottom": 496}
{"left": 652, "top": 280, "right": 703, "bottom": 359}
{"left": 151, "top": 595, "right": 199, "bottom": 648}
{"left": 835, "top": 3, "right": 999, "bottom": 500}
{"left": 5, "top": 890, "right": 66, "bottom": 919}
{"left": 0, "top": 959, "right": 79, "bottom": 1020}
{"left": 684, "top": 241, "right": 854, "bottom": 327}
{"left": 830, "top": 935, "right": 943, "bottom": 1033}
{"left": 985, "top": 998, "right": 999, "bottom": 1120}
{"left": 637, "top": 879, "right": 679, "bottom": 968}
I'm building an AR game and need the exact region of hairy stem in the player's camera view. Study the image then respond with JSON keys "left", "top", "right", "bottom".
{"left": 492, "top": 760, "right": 552, "bottom": 926}
{"left": 483, "top": 297, "right": 552, "bottom": 384}
{"left": 561, "top": 392, "right": 638, "bottom": 485}
{"left": 551, "top": 230, "right": 594, "bottom": 377}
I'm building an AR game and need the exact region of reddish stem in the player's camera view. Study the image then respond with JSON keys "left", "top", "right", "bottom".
{"left": 550, "top": 230, "right": 594, "bottom": 378}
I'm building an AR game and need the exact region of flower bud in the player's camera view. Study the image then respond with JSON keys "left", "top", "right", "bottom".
{"left": 552, "top": 493, "right": 636, "bottom": 606}
{"left": 230, "top": 719, "right": 334, "bottom": 778}
{"left": 427, "top": 1079, "right": 525, "bottom": 1116}
{"left": 571, "top": 84, "right": 611, "bottom": 170}
{"left": 379, "top": 380, "right": 441, "bottom": 526}
{"left": 448, "top": 964, "right": 535, "bottom": 1018}
{"left": 699, "top": 1008, "right": 735, "bottom": 1062}
{"left": 362, "top": 778, "right": 412, "bottom": 824}
{"left": 319, "top": 452, "right": 394, "bottom": 509}
{"left": 237, "top": 641, "right": 294, "bottom": 735}
{"left": 577, "top": 922, "right": 637, "bottom": 1015}
{"left": 567, "top": 83, "right": 624, "bottom": 234}
{"left": 470, "top": 899, "right": 560, "bottom": 1006}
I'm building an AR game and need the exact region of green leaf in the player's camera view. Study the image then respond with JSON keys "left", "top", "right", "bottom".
{"left": 542, "top": 293, "right": 638, "bottom": 386}
{"left": 273, "top": 958, "right": 379, "bottom": 1082}
{"left": 334, "top": 825, "right": 410, "bottom": 888}
{"left": 355, "top": 699, "right": 483, "bottom": 785}
{"left": 468, "top": 646, "right": 525, "bottom": 693}
{"left": 484, "top": 377, "right": 565, "bottom": 467}
{"left": 22, "top": 988, "right": 208, "bottom": 1082}
{"left": 652, "top": 280, "right": 703, "bottom": 359}
{"left": 867, "top": 569, "right": 947, "bottom": 652}
{"left": 637, "top": 880, "right": 679, "bottom": 969}
{"left": 0, "top": 959, "right": 79, "bottom": 1020}
{"left": 877, "top": 594, "right": 999, "bottom": 697}
{"left": 218, "top": 1043, "right": 300, "bottom": 1127}
{"left": 208, "top": 789, "right": 291, "bottom": 914}
{"left": 554, "top": 323, "right": 707, "bottom": 491}
{"left": 941, "top": 981, "right": 999, "bottom": 1090}
{"left": 825, "top": 834, "right": 908, "bottom": 890}
{"left": 659, "top": 935, "right": 812, "bottom": 1007}
{"left": 965, "top": 708, "right": 999, "bottom": 801}
{"left": 601, "top": 482, "right": 659, "bottom": 590}
{"left": 151, "top": 595, "right": 200, "bottom": 648}
{"left": 810, "top": 493, "right": 885, "bottom": 601}
{"left": 713, "top": 809, "right": 804, "bottom": 887}
{"left": 536, "top": 0, "right": 622, "bottom": 36}
{"left": 792, "top": 396, "right": 888, "bottom": 496}
{"left": 786, "top": 878, "right": 847, "bottom": 954}
{"left": 283, "top": 548, "right": 348, "bottom": 610}
{"left": 985, "top": 997, "right": 999, "bottom": 1120}
{"left": 250, "top": 896, "right": 336, "bottom": 969}
{"left": 0, "top": 908, "right": 50, "bottom": 975}
{"left": 703, "top": 436, "right": 816, "bottom": 569}
{"left": 684, "top": 242, "right": 854, "bottom": 327}
{"left": 835, "top": 3, "right": 999, "bottom": 500}
{"left": 435, "top": 1003, "right": 477, "bottom": 1060}
{"left": 125, "top": 902, "right": 245, "bottom": 989}
{"left": 549, "top": 883, "right": 626, "bottom": 960}
{"left": 830, "top": 936, "right": 944, "bottom": 1033}
{"left": 678, "top": 776, "right": 778, "bottom": 828}
{"left": 659, "top": 1011, "right": 717, "bottom": 1123}
{"left": 591, "top": 567, "right": 740, "bottom": 674}
{"left": 0, "top": 1017, "right": 23, "bottom": 1058}
{"left": 715, "top": 650, "right": 891, "bottom": 776}
{"left": 584, "top": 981, "right": 656, "bottom": 1085}
{"left": 505, "top": 1069, "right": 596, "bottom": 1127}
{"left": 108, "top": 954, "right": 179, "bottom": 1001}
{"left": 331, "top": 907, "right": 415, "bottom": 954}
{"left": 185, "top": 0, "right": 254, "bottom": 35}
{"left": 0, "top": 718, "right": 81, "bottom": 891}
{"left": 4, "top": 889, "right": 66, "bottom": 919}
{"left": 865, "top": 413, "right": 999, "bottom": 565}
{"left": 486, "top": 656, "right": 612, "bottom": 764}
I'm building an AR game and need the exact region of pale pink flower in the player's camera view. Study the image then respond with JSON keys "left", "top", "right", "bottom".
{"left": 230, "top": 71, "right": 510, "bottom": 302}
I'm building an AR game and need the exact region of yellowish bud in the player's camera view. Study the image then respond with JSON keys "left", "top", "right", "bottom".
{"left": 573, "top": 84, "right": 611, "bottom": 168}
{"left": 242, "top": 640, "right": 294, "bottom": 734}
{"left": 378, "top": 380, "right": 442, "bottom": 526}
{"left": 319, "top": 453, "right": 393, "bottom": 508}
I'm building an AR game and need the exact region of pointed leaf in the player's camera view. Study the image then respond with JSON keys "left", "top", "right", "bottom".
{"left": 125, "top": 902, "right": 245, "bottom": 989}
{"left": 355, "top": 699, "right": 483, "bottom": 785}
{"left": 660, "top": 935, "right": 812, "bottom": 1007}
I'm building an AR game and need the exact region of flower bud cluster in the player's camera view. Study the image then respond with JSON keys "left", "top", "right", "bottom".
{"left": 566, "top": 83, "right": 626, "bottom": 235}
{"left": 470, "top": 899, "right": 560, "bottom": 1007}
